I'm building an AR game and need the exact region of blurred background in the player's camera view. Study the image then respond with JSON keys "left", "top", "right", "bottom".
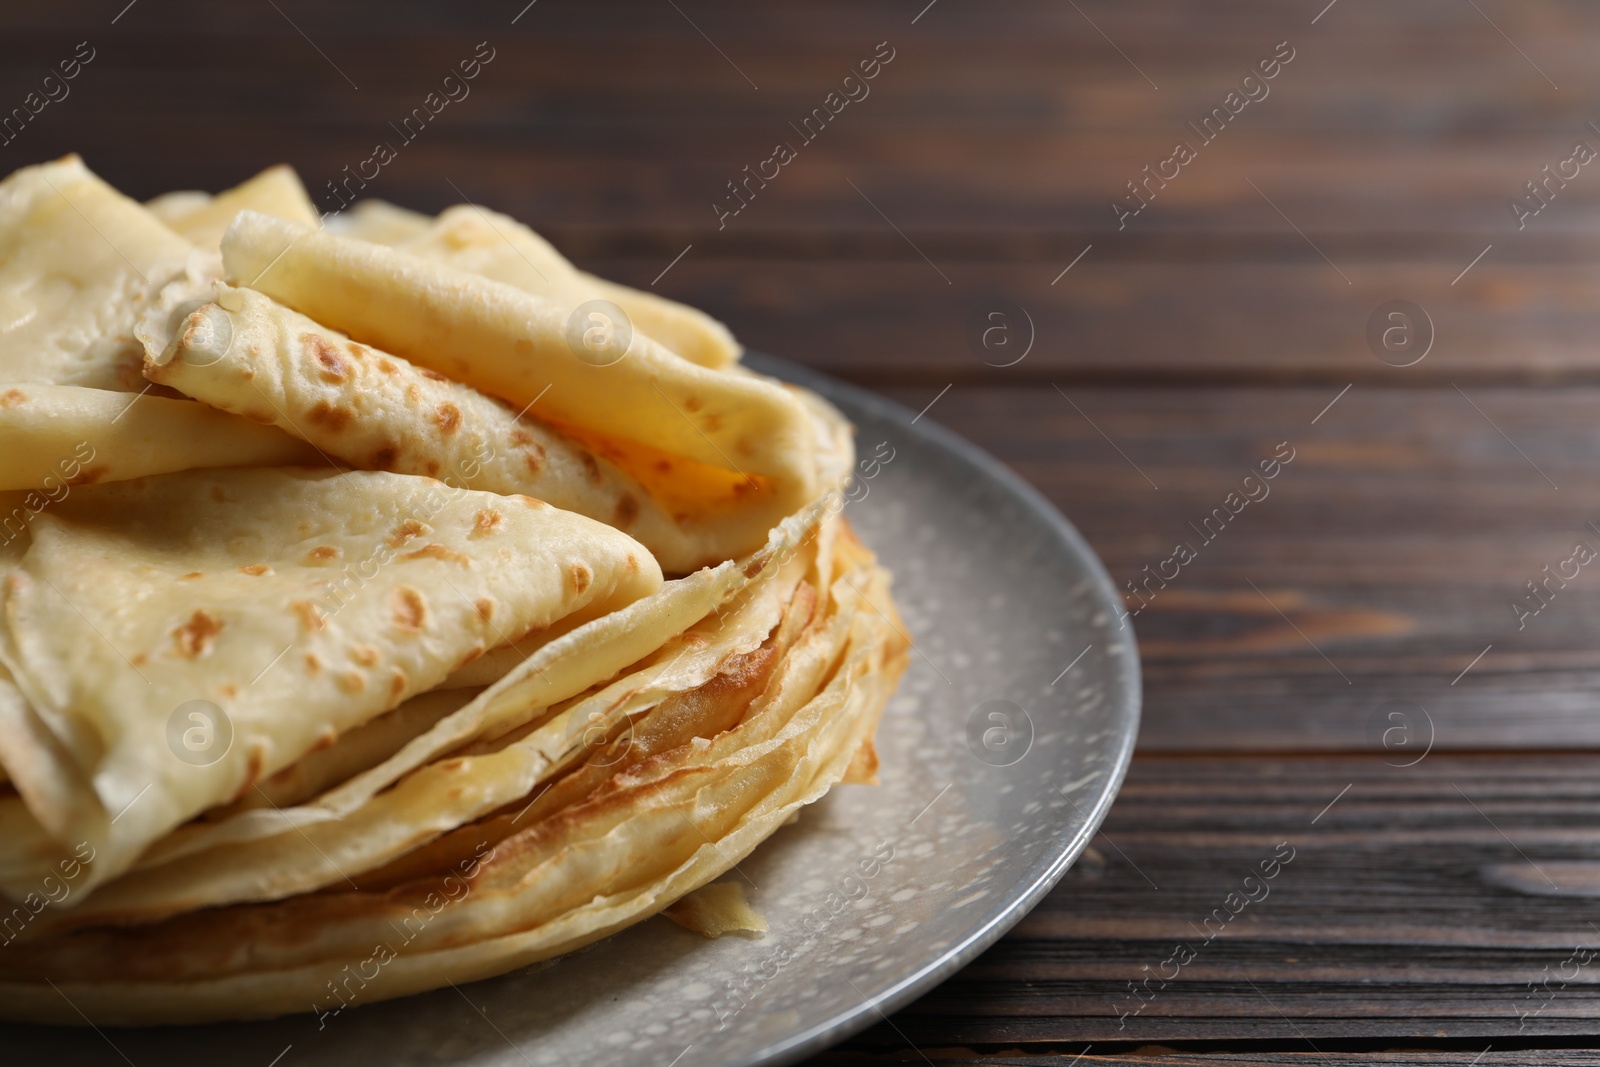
{"left": 9, "top": 0, "right": 1600, "bottom": 1061}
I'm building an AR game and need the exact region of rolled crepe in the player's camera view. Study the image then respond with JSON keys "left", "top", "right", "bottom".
{"left": 219, "top": 212, "right": 802, "bottom": 508}
{"left": 0, "top": 467, "right": 662, "bottom": 899}
{"left": 144, "top": 284, "right": 769, "bottom": 572}
{"left": 0, "top": 156, "right": 192, "bottom": 392}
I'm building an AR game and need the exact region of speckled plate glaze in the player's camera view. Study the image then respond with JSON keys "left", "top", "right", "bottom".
{"left": 5, "top": 355, "right": 1140, "bottom": 1067}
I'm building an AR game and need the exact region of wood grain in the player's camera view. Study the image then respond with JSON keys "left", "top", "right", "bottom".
{"left": 2, "top": 1, "right": 1598, "bottom": 1062}
{"left": 869, "top": 384, "right": 1600, "bottom": 751}
{"left": 826, "top": 754, "right": 1600, "bottom": 1052}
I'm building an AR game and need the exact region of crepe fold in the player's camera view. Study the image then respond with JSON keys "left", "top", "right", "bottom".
{"left": 143, "top": 283, "right": 796, "bottom": 572}
{"left": 0, "top": 467, "right": 662, "bottom": 899}
{"left": 0, "top": 510, "right": 906, "bottom": 1025}
{"left": 146, "top": 165, "right": 320, "bottom": 250}
{"left": 0, "top": 156, "right": 192, "bottom": 392}
{"left": 218, "top": 212, "right": 814, "bottom": 562}
{"left": 325, "top": 199, "right": 738, "bottom": 370}
{"left": 390, "top": 203, "right": 741, "bottom": 370}
{"left": 0, "top": 383, "right": 321, "bottom": 492}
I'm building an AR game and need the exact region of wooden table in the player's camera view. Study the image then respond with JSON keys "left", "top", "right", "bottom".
{"left": 7, "top": 1, "right": 1600, "bottom": 1062}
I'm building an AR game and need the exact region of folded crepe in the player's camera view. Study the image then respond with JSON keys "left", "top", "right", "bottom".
{"left": 0, "top": 383, "right": 321, "bottom": 492}
{"left": 0, "top": 512, "right": 905, "bottom": 1025}
{"left": 22, "top": 506, "right": 823, "bottom": 934}
{"left": 142, "top": 283, "right": 789, "bottom": 572}
{"left": 392, "top": 203, "right": 740, "bottom": 370}
{"left": 325, "top": 198, "right": 738, "bottom": 370}
{"left": 0, "top": 161, "right": 908, "bottom": 1030}
{"left": 145, "top": 164, "right": 319, "bottom": 249}
{"left": 220, "top": 212, "right": 813, "bottom": 548}
{"left": 0, "top": 158, "right": 329, "bottom": 490}
{"left": 0, "top": 156, "right": 191, "bottom": 392}
{"left": 0, "top": 467, "right": 662, "bottom": 898}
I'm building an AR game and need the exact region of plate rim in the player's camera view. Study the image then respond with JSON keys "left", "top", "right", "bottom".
{"left": 0, "top": 357, "right": 1140, "bottom": 1067}
{"left": 743, "top": 353, "right": 1142, "bottom": 1067}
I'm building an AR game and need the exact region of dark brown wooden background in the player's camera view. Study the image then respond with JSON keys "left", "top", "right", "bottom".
{"left": 7, "top": 0, "right": 1600, "bottom": 1062}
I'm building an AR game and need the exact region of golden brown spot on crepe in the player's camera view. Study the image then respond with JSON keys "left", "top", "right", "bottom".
{"left": 434, "top": 402, "right": 462, "bottom": 434}
{"left": 292, "top": 599, "right": 326, "bottom": 633}
{"left": 613, "top": 493, "right": 639, "bottom": 528}
{"left": 180, "top": 571, "right": 203, "bottom": 581}
{"left": 516, "top": 495, "right": 547, "bottom": 509}
{"left": 684, "top": 396, "right": 703, "bottom": 412}
{"left": 131, "top": 652, "right": 149, "bottom": 666}
{"left": 456, "top": 647, "right": 483, "bottom": 670}
{"left": 406, "top": 384, "right": 422, "bottom": 405}
{"left": 305, "top": 333, "right": 351, "bottom": 382}
{"left": 510, "top": 427, "right": 533, "bottom": 445}
{"left": 402, "top": 543, "right": 470, "bottom": 565}
{"left": 0, "top": 389, "right": 27, "bottom": 407}
{"left": 702, "top": 413, "right": 723, "bottom": 433}
{"left": 654, "top": 459, "right": 673, "bottom": 474}
{"left": 239, "top": 564, "right": 272, "bottom": 576}
{"left": 569, "top": 561, "right": 593, "bottom": 595}
{"left": 310, "top": 726, "right": 339, "bottom": 752}
{"left": 307, "top": 545, "right": 339, "bottom": 562}
{"left": 220, "top": 684, "right": 238, "bottom": 699}
{"left": 305, "top": 652, "right": 322, "bottom": 674}
{"left": 578, "top": 451, "right": 602, "bottom": 485}
{"left": 231, "top": 744, "right": 267, "bottom": 802}
{"left": 337, "top": 670, "right": 365, "bottom": 694}
{"left": 173, "top": 610, "right": 223, "bottom": 659}
{"left": 391, "top": 586, "right": 427, "bottom": 632}
{"left": 626, "top": 554, "right": 639, "bottom": 574}
{"left": 347, "top": 342, "right": 367, "bottom": 360}
{"left": 378, "top": 359, "right": 398, "bottom": 374}
{"left": 308, "top": 400, "right": 353, "bottom": 432}
{"left": 67, "top": 466, "right": 108, "bottom": 486}
{"left": 425, "top": 459, "right": 440, "bottom": 475}
{"left": 390, "top": 668, "right": 407, "bottom": 697}
{"left": 371, "top": 442, "right": 401, "bottom": 467}
{"left": 388, "top": 519, "right": 428, "bottom": 547}
{"left": 475, "top": 597, "right": 495, "bottom": 622}
{"left": 520, "top": 444, "right": 546, "bottom": 476}
{"left": 419, "top": 368, "right": 448, "bottom": 383}
{"left": 472, "top": 509, "right": 503, "bottom": 537}
{"left": 351, "top": 644, "right": 381, "bottom": 667}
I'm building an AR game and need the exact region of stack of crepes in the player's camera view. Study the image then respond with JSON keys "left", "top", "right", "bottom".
{"left": 0, "top": 157, "right": 907, "bottom": 1025}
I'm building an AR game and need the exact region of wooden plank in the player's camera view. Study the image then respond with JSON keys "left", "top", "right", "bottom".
{"left": 821, "top": 754, "right": 1600, "bottom": 1053}
{"left": 814, "top": 1053, "right": 1600, "bottom": 1066}
{"left": 586, "top": 256, "right": 1600, "bottom": 384}
{"left": 868, "top": 384, "right": 1600, "bottom": 751}
{"left": 8, "top": 3, "right": 1600, "bottom": 378}
{"left": 6, "top": 0, "right": 1600, "bottom": 241}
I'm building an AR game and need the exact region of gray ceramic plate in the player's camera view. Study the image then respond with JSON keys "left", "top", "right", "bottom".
{"left": 5, "top": 356, "right": 1140, "bottom": 1067}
